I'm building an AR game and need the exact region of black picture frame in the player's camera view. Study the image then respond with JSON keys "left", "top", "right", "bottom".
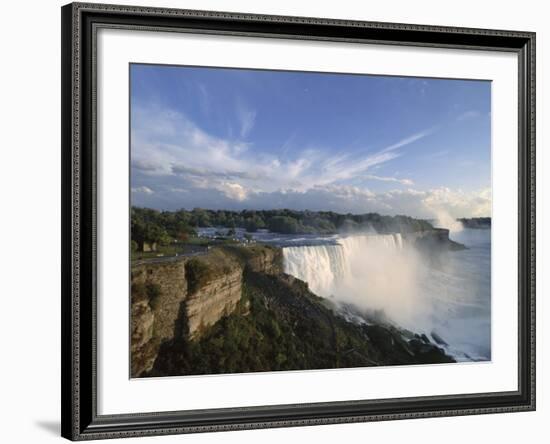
{"left": 61, "top": 2, "right": 536, "bottom": 440}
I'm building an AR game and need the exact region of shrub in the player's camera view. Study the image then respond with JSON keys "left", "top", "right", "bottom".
{"left": 131, "top": 282, "right": 147, "bottom": 303}
{"left": 185, "top": 259, "right": 213, "bottom": 293}
{"left": 146, "top": 282, "right": 162, "bottom": 309}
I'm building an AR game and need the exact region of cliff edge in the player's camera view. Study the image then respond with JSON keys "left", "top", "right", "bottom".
{"left": 131, "top": 239, "right": 455, "bottom": 378}
{"left": 131, "top": 245, "right": 282, "bottom": 376}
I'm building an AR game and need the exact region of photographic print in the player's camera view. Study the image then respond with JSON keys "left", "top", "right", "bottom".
{"left": 62, "top": 5, "right": 535, "bottom": 438}
{"left": 129, "top": 64, "right": 492, "bottom": 378}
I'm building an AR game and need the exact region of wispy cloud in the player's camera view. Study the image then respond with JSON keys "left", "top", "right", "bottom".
{"left": 131, "top": 104, "right": 456, "bottom": 216}
{"left": 236, "top": 99, "right": 257, "bottom": 139}
{"left": 426, "top": 149, "right": 449, "bottom": 160}
{"left": 362, "top": 174, "right": 414, "bottom": 186}
{"left": 197, "top": 82, "right": 211, "bottom": 115}
{"left": 131, "top": 186, "right": 154, "bottom": 195}
{"left": 380, "top": 128, "right": 435, "bottom": 154}
{"left": 130, "top": 104, "right": 490, "bottom": 218}
{"left": 457, "top": 110, "right": 481, "bottom": 121}
{"left": 131, "top": 105, "right": 424, "bottom": 197}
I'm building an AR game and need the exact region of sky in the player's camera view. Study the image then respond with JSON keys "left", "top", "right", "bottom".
{"left": 130, "top": 64, "right": 491, "bottom": 219}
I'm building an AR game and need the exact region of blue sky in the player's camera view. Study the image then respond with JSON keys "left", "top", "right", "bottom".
{"left": 130, "top": 64, "right": 491, "bottom": 218}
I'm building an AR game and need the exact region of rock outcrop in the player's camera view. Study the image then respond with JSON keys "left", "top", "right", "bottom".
{"left": 130, "top": 245, "right": 283, "bottom": 377}
{"left": 403, "top": 228, "right": 466, "bottom": 251}
{"left": 132, "top": 261, "right": 188, "bottom": 340}
{"left": 131, "top": 260, "right": 189, "bottom": 376}
{"left": 185, "top": 254, "right": 243, "bottom": 339}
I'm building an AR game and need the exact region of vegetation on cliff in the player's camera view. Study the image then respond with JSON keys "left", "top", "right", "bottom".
{"left": 185, "top": 249, "right": 238, "bottom": 293}
{"left": 143, "top": 266, "right": 454, "bottom": 378}
{"left": 132, "top": 281, "right": 162, "bottom": 310}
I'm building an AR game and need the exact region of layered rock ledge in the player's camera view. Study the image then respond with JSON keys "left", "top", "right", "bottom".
{"left": 131, "top": 245, "right": 282, "bottom": 376}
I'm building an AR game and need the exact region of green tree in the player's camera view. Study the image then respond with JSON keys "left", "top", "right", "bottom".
{"left": 132, "top": 221, "right": 171, "bottom": 250}
{"left": 171, "top": 220, "right": 196, "bottom": 241}
{"left": 267, "top": 216, "right": 300, "bottom": 234}
{"left": 244, "top": 216, "right": 265, "bottom": 232}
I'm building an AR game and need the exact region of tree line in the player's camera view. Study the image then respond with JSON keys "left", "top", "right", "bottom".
{"left": 131, "top": 206, "right": 434, "bottom": 248}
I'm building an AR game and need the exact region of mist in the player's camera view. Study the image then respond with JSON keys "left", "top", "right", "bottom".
{"left": 283, "top": 229, "right": 491, "bottom": 361}
{"left": 285, "top": 233, "right": 431, "bottom": 330}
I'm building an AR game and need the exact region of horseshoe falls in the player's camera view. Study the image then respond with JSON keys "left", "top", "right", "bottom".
{"left": 283, "top": 230, "right": 491, "bottom": 362}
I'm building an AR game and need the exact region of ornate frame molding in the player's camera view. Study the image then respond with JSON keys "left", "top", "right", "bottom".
{"left": 61, "top": 2, "right": 535, "bottom": 440}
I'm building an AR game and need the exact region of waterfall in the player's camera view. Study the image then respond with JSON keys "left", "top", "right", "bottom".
{"left": 282, "top": 230, "right": 491, "bottom": 361}
{"left": 283, "top": 231, "right": 423, "bottom": 331}
{"left": 283, "top": 233, "right": 403, "bottom": 298}
{"left": 284, "top": 244, "right": 347, "bottom": 297}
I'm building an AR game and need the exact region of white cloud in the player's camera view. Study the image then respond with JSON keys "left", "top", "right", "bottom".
{"left": 362, "top": 174, "right": 414, "bottom": 186}
{"left": 130, "top": 104, "right": 491, "bottom": 218}
{"left": 421, "top": 186, "right": 491, "bottom": 218}
{"left": 246, "top": 185, "right": 490, "bottom": 219}
{"left": 131, "top": 186, "right": 154, "bottom": 195}
{"left": 217, "top": 182, "right": 248, "bottom": 201}
{"left": 159, "top": 184, "right": 488, "bottom": 219}
{"left": 131, "top": 104, "right": 425, "bottom": 197}
{"left": 370, "top": 187, "right": 491, "bottom": 219}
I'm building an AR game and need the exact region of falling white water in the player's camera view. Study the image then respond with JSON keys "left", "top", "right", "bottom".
{"left": 283, "top": 231, "right": 491, "bottom": 361}
{"left": 283, "top": 244, "right": 349, "bottom": 297}
{"left": 283, "top": 233, "right": 418, "bottom": 321}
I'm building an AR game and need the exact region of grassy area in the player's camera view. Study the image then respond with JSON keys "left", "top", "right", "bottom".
{"left": 185, "top": 249, "right": 239, "bottom": 293}
{"left": 218, "top": 243, "right": 279, "bottom": 266}
{"left": 131, "top": 244, "right": 188, "bottom": 261}
{"left": 131, "top": 236, "right": 242, "bottom": 261}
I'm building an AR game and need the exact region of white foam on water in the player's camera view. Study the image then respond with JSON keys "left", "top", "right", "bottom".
{"left": 283, "top": 230, "right": 491, "bottom": 361}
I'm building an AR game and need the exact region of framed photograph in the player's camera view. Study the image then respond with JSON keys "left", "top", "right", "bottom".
{"left": 61, "top": 2, "right": 536, "bottom": 440}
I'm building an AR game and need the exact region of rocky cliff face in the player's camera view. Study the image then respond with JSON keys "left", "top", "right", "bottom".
{"left": 130, "top": 245, "right": 283, "bottom": 377}
{"left": 403, "top": 228, "right": 465, "bottom": 251}
{"left": 241, "top": 246, "right": 283, "bottom": 274}
{"left": 185, "top": 253, "right": 243, "bottom": 340}
{"left": 131, "top": 260, "right": 189, "bottom": 376}
{"left": 132, "top": 261, "right": 188, "bottom": 340}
